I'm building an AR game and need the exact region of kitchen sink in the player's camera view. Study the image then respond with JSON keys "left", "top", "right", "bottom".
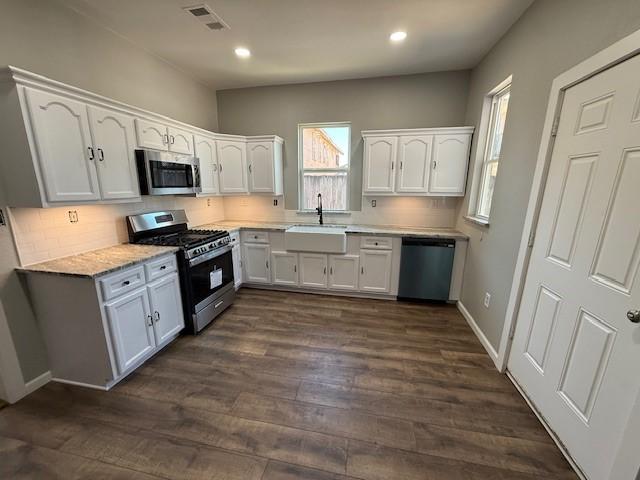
{"left": 284, "top": 225, "right": 347, "bottom": 253}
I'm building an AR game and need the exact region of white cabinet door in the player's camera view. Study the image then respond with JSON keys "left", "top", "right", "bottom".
{"left": 271, "top": 251, "right": 298, "bottom": 286}
{"left": 168, "top": 126, "right": 194, "bottom": 155}
{"left": 363, "top": 136, "right": 397, "bottom": 193}
{"left": 135, "top": 118, "right": 168, "bottom": 151}
{"left": 429, "top": 134, "right": 471, "bottom": 195}
{"left": 360, "top": 249, "right": 392, "bottom": 293}
{"left": 194, "top": 135, "right": 219, "bottom": 195}
{"left": 25, "top": 88, "right": 101, "bottom": 202}
{"left": 88, "top": 106, "right": 140, "bottom": 200}
{"left": 218, "top": 140, "right": 248, "bottom": 193}
{"left": 247, "top": 141, "right": 274, "bottom": 193}
{"left": 396, "top": 135, "right": 432, "bottom": 193}
{"left": 243, "top": 243, "right": 271, "bottom": 283}
{"left": 329, "top": 255, "right": 359, "bottom": 291}
{"left": 147, "top": 273, "right": 184, "bottom": 348}
{"left": 232, "top": 244, "right": 242, "bottom": 289}
{"left": 299, "top": 253, "right": 328, "bottom": 289}
{"left": 105, "top": 287, "right": 155, "bottom": 374}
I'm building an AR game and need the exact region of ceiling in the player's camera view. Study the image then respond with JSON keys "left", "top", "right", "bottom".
{"left": 61, "top": 0, "right": 534, "bottom": 90}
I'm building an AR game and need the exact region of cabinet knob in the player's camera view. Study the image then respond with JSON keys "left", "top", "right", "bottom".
{"left": 122, "top": 280, "right": 130, "bottom": 286}
{"left": 154, "top": 311, "right": 160, "bottom": 323}
{"left": 160, "top": 265, "right": 167, "bottom": 270}
{"left": 87, "top": 146, "right": 95, "bottom": 160}
{"left": 147, "top": 314, "right": 153, "bottom": 327}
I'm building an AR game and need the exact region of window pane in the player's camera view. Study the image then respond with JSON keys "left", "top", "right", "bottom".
{"left": 489, "top": 90, "right": 510, "bottom": 160}
{"left": 302, "top": 126, "right": 349, "bottom": 169}
{"left": 303, "top": 171, "right": 347, "bottom": 211}
{"left": 478, "top": 161, "right": 499, "bottom": 218}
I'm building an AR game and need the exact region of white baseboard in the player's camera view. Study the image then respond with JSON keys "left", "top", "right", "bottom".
{"left": 456, "top": 301, "right": 500, "bottom": 369}
{"left": 51, "top": 377, "right": 109, "bottom": 391}
{"left": 24, "top": 370, "right": 51, "bottom": 395}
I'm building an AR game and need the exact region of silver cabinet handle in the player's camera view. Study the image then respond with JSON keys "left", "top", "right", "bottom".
{"left": 213, "top": 163, "right": 218, "bottom": 172}
{"left": 163, "top": 134, "right": 169, "bottom": 144}
{"left": 330, "top": 267, "right": 333, "bottom": 275}
{"left": 294, "top": 264, "right": 297, "bottom": 273}
{"left": 391, "top": 161, "right": 394, "bottom": 170}
{"left": 97, "top": 148, "right": 104, "bottom": 161}
{"left": 266, "top": 260, "right": 269, "bottom": 269}
{"left": 248, "top": 164, "right": 252, "bottom": 173}
{"left": 361, "top": 266, "right": 364, "bottom": 274}
{"left": 146, "top": 314, "right": 153, "bottom": 327}
{"left": 628, "top": 310, "right": 640, "bottom": 323}
{"left": 87, "top": 146, "right": 95, "bottom": 160}
{"left": 400, "top": 161, "right": 403, "bottom": 169}
{"left": 323, "top": 267, "right": 327, "bottom": 275}
{"left": 170, "top": 135, "right": 175, "bottom": 144}
{"left": 219, "top": 163, "right": 223, "bottom": 172}
{"left": 433, "top": 160, "right": 437, "bottom": 170}
{"left": 154, "top": 311, "right": 160, "bottom": 323}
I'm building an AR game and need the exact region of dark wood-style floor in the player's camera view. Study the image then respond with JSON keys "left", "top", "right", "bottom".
{"left": 0, "top": 288, "right": 577, "bottom": 479}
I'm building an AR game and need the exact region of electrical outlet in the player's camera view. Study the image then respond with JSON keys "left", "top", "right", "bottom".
{"left": 68, "top": 210, "right": 79, "bottom": 223}
{"left": 371, "top": 199, "right": 376, "bottom": 207}
{"left": 273, "top": 198, "right": 278, "bottom": 206}
{"left": 484, "top": 292, "right": 491, "bottom": 308}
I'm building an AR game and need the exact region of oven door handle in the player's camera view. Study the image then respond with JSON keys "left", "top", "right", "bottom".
{"left": 189, "top": 245, "right": 232, "bottom": 267}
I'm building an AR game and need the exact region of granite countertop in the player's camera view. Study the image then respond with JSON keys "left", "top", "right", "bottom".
{"left": 17, "top": 244, "right": 179, "bottom": 279}
{"left": 197, "top": 220, "right": 468, "bottom": 240}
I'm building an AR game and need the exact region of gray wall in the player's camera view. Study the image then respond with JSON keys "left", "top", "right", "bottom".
{"left": 456, "top": 0, "right": 640, "bottom": 349}
{"left": 217, "top": 71, "right": 471, "bottom": 210}
{"left": 0, "top": 0, "right": 219, "bottom": 385}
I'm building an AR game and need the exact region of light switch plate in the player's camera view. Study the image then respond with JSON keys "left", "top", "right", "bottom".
{"left": 484, "top": 292, "right": 491, "bottom": 308}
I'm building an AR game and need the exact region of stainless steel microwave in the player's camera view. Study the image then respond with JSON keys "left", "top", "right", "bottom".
{"left": 135, "top": 149, "right": 201, "bottom": 195}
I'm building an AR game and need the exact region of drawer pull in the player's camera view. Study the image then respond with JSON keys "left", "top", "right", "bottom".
{"left": 214, "top": 300, "right": 224, "bottom": 309}
{"left": 160, "top": 265, "right": 167, "bottom": 270}
{"left": 122, "top": 280, "right": 130, "bottom": 286}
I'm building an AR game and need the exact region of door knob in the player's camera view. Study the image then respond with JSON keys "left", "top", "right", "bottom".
{"left": 627, "top": 310, "right": 640, "bottom": 323}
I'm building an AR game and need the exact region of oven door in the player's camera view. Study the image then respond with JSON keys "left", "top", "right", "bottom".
{"left": 188, "top": 246, "right": 234, "bottom": 312}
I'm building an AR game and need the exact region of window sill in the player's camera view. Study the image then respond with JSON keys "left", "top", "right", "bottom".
{"left": 464, "top": 215, "right": 490, "bottom": 227}
{"left": 296, "top": 210, "right": 352, "bottom": 216}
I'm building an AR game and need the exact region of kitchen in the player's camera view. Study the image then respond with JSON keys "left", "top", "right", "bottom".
{"left": 0, "top": 1, "right": 639, "bottom": 479}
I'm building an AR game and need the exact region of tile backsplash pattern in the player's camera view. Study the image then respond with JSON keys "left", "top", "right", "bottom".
{"left": 11, "top": 196, "right": 224, "bottom": 265}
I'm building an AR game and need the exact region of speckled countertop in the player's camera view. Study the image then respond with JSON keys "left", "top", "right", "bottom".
{"left": 17, "top": 244, "right": 179, "bottom": 279}
{"left": 197, "top": 220, "right": 468, "bottom": 240}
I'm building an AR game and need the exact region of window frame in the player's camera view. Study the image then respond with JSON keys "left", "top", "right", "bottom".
{"left": 297, "top": 121, "right": 351, "bottom": 212}
{"left": 467, "top": 77, "right": 512, "bottom": 225}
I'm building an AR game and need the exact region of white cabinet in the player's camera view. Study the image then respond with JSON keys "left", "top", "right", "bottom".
{"left": 396, "top": 135, "right": 433, "bottom": 193}
{"left": 271, "top": 251, "right": 298, "bottom": 286}
{"left": 231, "top": 233, "right": 243, "bottom": 289}
{"left": 363, "top": 136, "right": 397, "bottom": 193}
{"left": 299, "top": 253, "right": 328, "bottom": 289}
{"left": 104, "top": 287, "right": 156, "bottom": 374}
{"left": 135, "top": 119, "right": 194, "bottom": 155}
{"left": 247, "top": 138, "right": 284, "bottom": 195}
{"left": 25, "top": 88, "right": 101, "bottom": 202}
{"left": 194, "top": 135, "right": 219, "bottom": 195}
{"left": 362, "top": 127, "right": 473, "bottom": 197}
{"left": 244, "top": 243, "right": 271, "bottom": 283}
{"left": 218, "top": 139, "right": 248, "bottom": 194}
{"left": 360, "top": 249, "right": 392, "bottom": 293}
{"left": 88, "top": 106, "right": 140, "bottom": 200}
{"left": 329, "top": 255, "right": 359, "bottom": 291}
{"left": 429, "top": 134, "right": 471, "bottom": 195}
{"left": 147, "top": 273, "right": 184, "bottom": 348}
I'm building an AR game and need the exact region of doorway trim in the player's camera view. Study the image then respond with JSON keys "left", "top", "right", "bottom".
{"left": 498, "top": 28, "right": 640, "bottom": 371}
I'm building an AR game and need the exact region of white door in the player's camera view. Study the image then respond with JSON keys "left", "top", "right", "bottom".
{"left": 248, "top": 142, "right": 274, "bottom": 193}
{"left": 105, "top": 287, "right": 155, "bottom": 374}
{"left": 329, "top": 255, "right": 359, "bottom": 291}
{"left": 168, "top": 126, "right": 194, "bottom": 155}
{"left": 232, "top": 244, "right": 242, "bottom": 289}
{"left": 194, "top": 135, "right": 219, "bottom": 195}
{"left": 360, "top": 249, "right": 392, "bottom": 293}
{"left": 363, "top": 136, "right": 397, "bottom": 193}
{"left": 243, "top": 243, "right": 271, "bottom": 283}
{"left": 271, "top": 251, "right": 298, "bottom": 286}
{"left": 25, "top": 88, "right": 101, "bottom": 202}
{"left": 299, "top": 253, "right": 328, "bottom": 289}
{"left": 135, "top": 118, "right": 168, "bottom": 151}
{"left": 428, "top": 134, "right": 471, "bottom": 195}
{"left": 218, "top": 140, "right": 248, "bottom": 193}
{"left": 509, "top": 54, "right": 640, "bottom": 480}
{"left": 88, "top": 106, "right": 140, "bottom": 200}
{"left": 147, "top": 273, "right": 184, "bottom": 348}
{"left": 396, "top": 135, "right": 432, "bottom": 193}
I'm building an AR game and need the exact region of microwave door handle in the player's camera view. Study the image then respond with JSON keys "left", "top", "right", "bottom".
{"left": 192, "top": 163, "right": 202, "bottom": 193}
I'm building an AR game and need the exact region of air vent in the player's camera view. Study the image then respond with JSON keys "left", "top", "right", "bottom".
{"left": 183, "top": 4, "right": 230, "bottom": 31}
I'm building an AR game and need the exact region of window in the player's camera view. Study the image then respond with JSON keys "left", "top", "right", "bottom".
{"left": 298, "top": 122, "right": 350, "bottom": 211}
{"left": 470, "top": 81, "right": 511, "bottom": 222}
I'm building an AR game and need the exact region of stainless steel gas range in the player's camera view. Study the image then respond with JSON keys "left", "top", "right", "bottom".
{"left": 127, "top": 210, "right": 234, "bottom": 334}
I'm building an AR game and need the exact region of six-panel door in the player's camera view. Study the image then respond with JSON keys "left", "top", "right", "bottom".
{"left": 243, "top": 243, "right": 271, "bottom": 283}
{"left": 194, "top": 135, "right": 219, "bottom": 195}
{"left": 396, "top": 135, "right": 433, "bottom": 193}
{"left": 147, "top": 273, "right": 184, "bottom": 348}
{"left": 105, "top": 287, "right": 155, "bottom": 374}
{"left": 271, "top": 251, "right": 299, "bottom": 286}
{"left": 25, "top": 88, "right": 101, "bottom": 202}
{"left": 360, "top": 249, "right": 392, "bottom": 293}
{"left": 429, "top": 134, "right": 471, "bottom": 195}
{"left": 248, "top": 141, "right": 275, "bottom": 193}
{"left": 218, "top": 140, "right": 248, "bottom": 193}
{"left": 88, "top": 106, "right": 140, "bottom": 200}
{"left": 363, "top": 136, "right": 397, "bottom": 193}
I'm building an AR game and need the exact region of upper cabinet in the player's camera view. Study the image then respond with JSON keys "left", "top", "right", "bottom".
{"left": 362, "top": 127, "right": 474, "bottom": 197}
{"left": 135, "top": 119, "right": 194, "bottom": 155}
{"left": 217, "top": 139, "right": 248, "bottom": 194}
{"left": 247, "top": 137, "right": 284, "bottom": 195}
{"left": 194, "top": 134, "right": 219, "bottom": 195}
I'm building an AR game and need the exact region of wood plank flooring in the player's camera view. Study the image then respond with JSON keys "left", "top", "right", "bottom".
{"left": 0, "top": 288, "right": 577, "bottom": 479}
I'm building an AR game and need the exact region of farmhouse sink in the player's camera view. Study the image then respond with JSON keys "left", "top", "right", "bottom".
{"left": 284, "top": 225, "right": 347, "bottom": 253}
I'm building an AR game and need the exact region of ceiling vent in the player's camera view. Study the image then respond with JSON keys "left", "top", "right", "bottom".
{"left": 183, "top": 4, "right": 230, "bottom": 31}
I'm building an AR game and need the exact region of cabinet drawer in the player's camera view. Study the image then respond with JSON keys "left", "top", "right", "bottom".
{"left": 360, "top": 236, "right": 393, "bottom": 250}
{"left": 144, "top": 254, "right": 177, "bottom": 283}
{"left": 242, "top": 230, "right": 269, "bottom": 243}
{"left": 100, "top": 266, "right": 146, "bottom": 301}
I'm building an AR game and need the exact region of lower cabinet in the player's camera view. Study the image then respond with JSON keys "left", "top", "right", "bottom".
{"left": 147, "top": 273, "right": 184, "bottom": 348}
{"left": 360, "top": 249, "right": 392, "bottom": 293}
{"left": 329, "top": 254, "right": 359, "bottom": 291}
{"left": 232, "top": 243, "right": 243, "bottom": 289}
{"left": 299, "top": 253, "right": 328, "bottom": 289}
{"left": 271, "top": 251, "right": 298, "bottom": 286}
{"left": 244, "top": 243, "right": 271, "bottom": 283}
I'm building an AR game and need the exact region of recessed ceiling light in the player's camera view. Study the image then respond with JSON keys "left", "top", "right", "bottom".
{"left": 390, "top": 31, "right": 407, "bottom": 42}
{"left": 234, "top": 47, "right": 251, "bottom": 58}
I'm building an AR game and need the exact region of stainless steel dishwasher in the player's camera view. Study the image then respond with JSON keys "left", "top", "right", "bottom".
{"left": 398, "top": 237, "right": 455, "bottom": 301}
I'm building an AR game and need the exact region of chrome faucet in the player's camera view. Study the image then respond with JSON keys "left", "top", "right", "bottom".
{"left": 316, "top": 193, "right": 323, "bottom": 225}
